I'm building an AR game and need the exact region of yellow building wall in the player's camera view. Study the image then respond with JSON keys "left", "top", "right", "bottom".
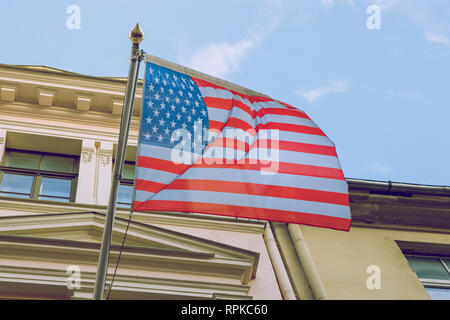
{"left": 300, "top": 225, "right": 450, "bottom": 299}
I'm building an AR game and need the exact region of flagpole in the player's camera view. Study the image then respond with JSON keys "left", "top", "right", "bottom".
{"left": 93, "top": 23, "right": 144, "bottom": 300}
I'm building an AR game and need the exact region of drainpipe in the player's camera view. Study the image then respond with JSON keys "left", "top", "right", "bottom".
{"left": 288, "top": 223, "right": 328, "bottom": 300}
{"left": 264, "top": 224, "right": 297, "bottom": 300}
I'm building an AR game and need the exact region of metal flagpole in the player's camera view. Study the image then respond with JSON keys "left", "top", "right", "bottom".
{"left": 93, "top": 23, "right": 144, "bottom": 300}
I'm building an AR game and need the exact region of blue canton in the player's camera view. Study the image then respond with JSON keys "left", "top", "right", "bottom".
{"left": 140, "top": 62, "right": 209, "bottom": 154}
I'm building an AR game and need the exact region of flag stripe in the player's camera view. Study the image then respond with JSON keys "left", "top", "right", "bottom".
{"left": 140, "top": 179, "right": 350, "bottom": 206}
{"left": 134, "top": 200, "right": 351, "bottom": 231}
{"left": 135, "top": 189, "right": 351, "bottom": 218}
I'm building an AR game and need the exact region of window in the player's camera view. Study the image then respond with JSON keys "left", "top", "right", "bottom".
{"left": 117, "top": 162, "right": 135, "bottom": 208}
{"left": 405, "top": 255, "right": 450, "bottom": 300}
{"left": 0, "top": 150, "right": 78, "bottom": 202}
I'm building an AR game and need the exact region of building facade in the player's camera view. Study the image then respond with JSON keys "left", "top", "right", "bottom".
{"left": 0, "top": 63, "right": 449, "bottom": 300}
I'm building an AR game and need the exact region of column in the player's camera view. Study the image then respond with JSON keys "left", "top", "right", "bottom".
{"left": 76, "top": 139, "right": 96, "bottom": 204}
{"left": 96, "top": 141, "right": 113, "bottom": 205}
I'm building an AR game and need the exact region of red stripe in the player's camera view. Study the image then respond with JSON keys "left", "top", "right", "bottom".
{"left": 258, "top": 140, "right": 337, "bottom": 156}
{"left": 134, "top": 179, "right": 165, "bottom": 194}
{"left": 159, "top": 179, "right": 349, "bottom": 206}
{"left": 137, "top": 156, "right": 189, "bottom": 174}
{"left": 137, "top": 155, "right": 345, "bottom": 180}
{"left": 203, "top": 97, "right": 233, "bottom": 111}
{"left": 210, "top": 118, "right": 324, "bottom": 136}
{"left": 134, "top": 200, "right": 351, "bottom": 231}
{"left": 191, "top": 161, "right": 345, "bottom": 180}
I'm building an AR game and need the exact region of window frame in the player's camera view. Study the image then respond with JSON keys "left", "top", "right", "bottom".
{"left": 0, "top": 149, "right": 79, "bottom": 202}
{"left": 405, "top": 253, "right": 450, "bottom": 299}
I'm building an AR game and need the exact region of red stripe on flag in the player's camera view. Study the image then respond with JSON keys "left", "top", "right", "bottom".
{"left": 134, "top": 200, "right": 351, "bottom": 231}
{"left": 163, "top": 179, "right": 350, "bottom": 206}
{"left": 138, "top": 156, "right": 189, "bottom": 174}
{"left": 191, "top": 161, "right": 345, "bottom": 180}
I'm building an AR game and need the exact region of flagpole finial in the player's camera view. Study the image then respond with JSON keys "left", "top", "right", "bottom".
{"left": 129, "top": 23, "right": 144, "bottom": 45}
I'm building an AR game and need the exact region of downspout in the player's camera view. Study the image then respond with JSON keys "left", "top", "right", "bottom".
{"left": 264, "top": 224, "right": 297, "bottom": 300}
{"left": 288, "top": 223, "right": 328, "bottom": 300}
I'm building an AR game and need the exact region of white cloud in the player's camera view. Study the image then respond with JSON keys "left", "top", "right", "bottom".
{"left": 178, "top": 0, "right": 283, "bottom": 78}
{"left": 365, "top": 161, "right": 393, "bottom": 174}
{"left": 424, "top": 31, "right": 450, "bottom": 47}
{"left": 295, "top": 80, "right": 350, "bottom": 103}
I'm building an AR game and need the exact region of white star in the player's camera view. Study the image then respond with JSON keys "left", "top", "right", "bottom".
{"left": 175, "top": 97, "right": 180, "bottom": 104}
{"left": 160, "top": 87, "right": 165, "bottom": 93}
{"left": 178, "top": 90, "right": 183, "bottom": 96}
{"left": 154, "top": 93, "right": 160, "bottom": 100}
{"left": 181, "top": 106, "right": 186, "bottom": 113}
{"left": 171, "top": 81, "right": 176, "bottom": 87}
{"left": 165, "top": 97, "right": 170, "bottom": 103}
{"left": 189, "top": 85, "right": 194, "bottom": 91}
{"left": 157, "top": 135, "right": 163, "bottom": 142}
{"left": 152, "top": 125, "right": 158, "bottom": 133}
{"left": 144, "top": 132, "right": 151, "bottom": 140}
{"left": 191, "top": 108, "right": 196, "bottom": 115}
{"left": 187, "top": 115, "right": 192, "bottom": 122}
{"left": 147, "top": 100, "right": 154, "bottom": 108}
{"left": 159, "top": 119, "right": 166, "bottom": 126}
{"left": 160, "top": 102, "right": 166, "bottom": 109}
{"left": 166, "top": 111, "right": 171, "bottom": 118}
{"left": 201, "top": 109, "right": 207, "bottom": 116}
{"left": 176, "top": 113, "right": 182, "bottom": 120}
{"left": 195, "top": 101, "right": 200, "bottom": 107}
{"left": 170, "top": 120, "right": 176, "bottom": 127}
{"left": 146, "top": 116, "right": 152, "bottom": 124}
{"left": 164, "top": 127, "right": 170, "bottom": 135}
{"left": 181, "top": 77, "right": 186, "bottom": 83}
{"left": 181, "top": 84, "right": 186, "bottom": 90}
{"left": 148, "top": 84, "right": 154, "bottom": 91}
{"left": 185, "top": 99, "right": 191, "bottom": 106}
{"left": 153, "top": 109, "right": 160, "bottom": 117}
{"left": 172, "top": 74, "right": 178, "bottom": 81}
{"left": 162, "top": 79, "right": 167, "bottom": 86}
{"left": 154, "top": 77, "right": 160, "bottom": 84}
{"left": 170, "top": 104, "right": 176, "bottom": 111}
{"left": 181, "top": 122, "right": 187, "bottom": 129}
{"left": 149, "top": 67, "right": 154, "bottom": 74}
{"left": 188, "top": 92, "right": 193, "bottom": 98}
{"left": 169, "top": 88, "right": 174, "bottom": 95}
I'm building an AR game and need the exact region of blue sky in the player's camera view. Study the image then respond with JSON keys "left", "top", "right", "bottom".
{"left": 1, "top": 0, "right": 449, "bottom": 186}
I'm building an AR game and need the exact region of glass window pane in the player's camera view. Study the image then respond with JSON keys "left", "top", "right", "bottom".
{"left": 407, "top": 256, "right": 450, "bottom": 280}
{"left": 39, "top": 177, "right": 72, "bottom": 199}
{"left": 426, "top": 288, "right": 450, "bottom": 300}
{"left": 0, "top": 173, "right": 34, "bottom": 197}
{"left": 41, "top": 155, "right": 74, "bottom": 173}
{"left": 5, "top": 152, "right": 40, "bottom": 170}
{"left": 0, "top": 192, "right": 30, "bottom": 199}
{"left": 117, "top": 184, "right": 133, "bottom": 206}
{"left": 122, "top": 164, "right": 135, "bottom": 180}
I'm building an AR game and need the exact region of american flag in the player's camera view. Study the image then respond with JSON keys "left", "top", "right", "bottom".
{"left": 133, "top": 58, "right": 351, "bottom": 231}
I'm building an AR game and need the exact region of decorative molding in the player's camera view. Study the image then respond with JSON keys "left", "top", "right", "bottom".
{"left": 0, "top": 85, "right": 16, "bottom": 102}
{"left": 110, "top": 98, "right": 123, "bottom": 115}
{"left": 80, "top": 147, "right": 95, "bottom": 164}
{"left": 98, "top": 149, "right": 112, "bottom": 166}
{"left": 36, "top": 88, "right": 55, "bottom": 107}
{"left": 74, "top": 94, "right": 93, "bottom": 111}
